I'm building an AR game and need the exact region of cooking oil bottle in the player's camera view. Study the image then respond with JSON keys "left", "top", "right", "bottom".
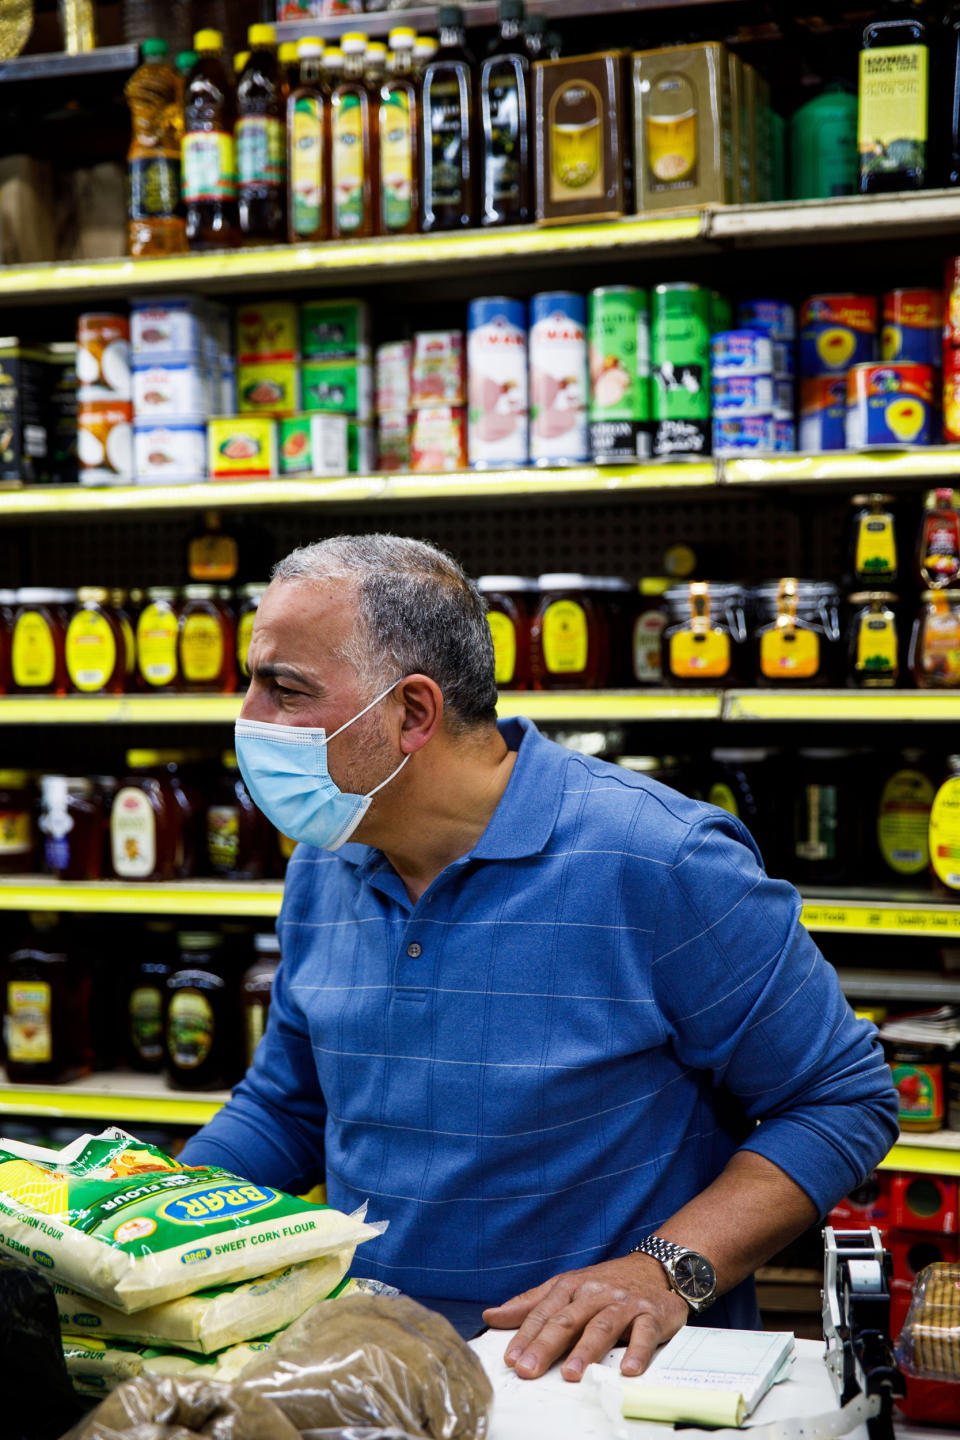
{"left": 379, "top": 27, "right": 420, "bottom": 235}
{"left": 365, "top": 41, "right": 388, "bottom": 89}
{"left": 182, "top": 29, "right": 239, "bottom": 250}
{"left": 479, "top": 0, "right": 531, "bottom": 226}
{"left": 279, "top": 40, "right": 301, "bottom": 93}
{"left": 421, "top": 5, "right": 476, "bottom": 231}
{"left": 237, "top": 23, "right": 287, "bottom": 243}
{"left": 330, "top": 33, "right": 378, "bottom": 240}
{"left": 124, "top": 38, "right": 187, "bottom": 257}
{"left": 858, "top": 0, "right": 933, "bottom": 193}
{"left": 288, "top": 37, "right": 329, "bottom": 243}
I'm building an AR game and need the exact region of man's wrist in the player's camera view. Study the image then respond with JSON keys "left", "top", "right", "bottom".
{"left": 628, "top": 1235, "right": 718, "bottom": 1313}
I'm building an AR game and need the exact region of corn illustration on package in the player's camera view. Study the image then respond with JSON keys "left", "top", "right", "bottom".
{"left": 0, "top": 1127, "right": 381, "bottom": 1313}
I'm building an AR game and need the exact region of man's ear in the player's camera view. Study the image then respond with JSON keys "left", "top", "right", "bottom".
{"left": 393, "top": 674, "right": 444, "bottom": 754}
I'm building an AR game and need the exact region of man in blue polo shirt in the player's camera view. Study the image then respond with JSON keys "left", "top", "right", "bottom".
{"left": 180, "top": 533, "right": 898, "bottom": 1384}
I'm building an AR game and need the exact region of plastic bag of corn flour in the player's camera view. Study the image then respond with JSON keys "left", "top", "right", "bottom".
{"left": 0, "top": 1127, "right": 381, "bottom": 1312}
{"left": 62, "top": 1335, "right": 271, "bottom": 1398}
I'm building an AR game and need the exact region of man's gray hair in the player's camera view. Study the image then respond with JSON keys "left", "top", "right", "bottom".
{"left": 272, "top": 533, "right": 499, "bottom": 732}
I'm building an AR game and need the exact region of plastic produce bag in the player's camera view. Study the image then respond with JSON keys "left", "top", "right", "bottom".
{"left": 895, "top": 1261, "right": 960, "bottom": 1383}
{"left": 0, "top": 1127, "right": 381, "bottom": 1312}
{"left": 240, "top": 1292, "right": 494, "bottom": 1439}
{"left": 63, "top": 1335, "right": 276, "bottom": 1398}
{"left": 0, "top": 1259, "right": 86, "bottom": 1440}
{"left": 63, "top": 1373, "right": 302, "bottom": 1440}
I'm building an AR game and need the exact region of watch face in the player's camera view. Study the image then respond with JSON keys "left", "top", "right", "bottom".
{"left": 673, "top": 1252, "right": 717, "bottom": 1303}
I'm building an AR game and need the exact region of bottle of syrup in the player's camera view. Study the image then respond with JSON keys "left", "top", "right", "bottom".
{"left": 331, "top": 33, "right": 378, "bottom": 240}
{"left": 421, "top": 6, "right": 476, "bottom": 231}
{"left": 379, "top": 27, "right": 420, "bottom": 235}
{"left": 237, "top": 23, "right": 287, "bottom": 244}
{"left": 479, "top": 0, "right": 531, "bottom": 227}
{"left": 858, "top": 1, "right": 932, "bottom": 193}
{"left": 288, "top": 38, "right": 329, "bottom": 243}
{"left": 182, "top": 30, "right": 239, "bottom": 250}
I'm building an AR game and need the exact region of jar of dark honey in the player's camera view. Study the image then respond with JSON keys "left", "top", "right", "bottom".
{"left": 0, "top": 769, "right": 35, "bottom": 875}
{"left": 206, "top": 751, "right": 270, "bottom": 879}
{"left": 165, "top": 930, "right": 242, "bottom": 1091}
{"left": 477, "top": 575, "right": 536, "bottom": 690}
{"left": 110, "top": 750, "right": 203, "bottom": 882}
{"left": 236, "top": 583, "right": 267, "bottom": 682}
{"left": 11, "top": 588, "right": 73, "bottom": 695}
{"left": 241, "top": 933, "right": 280, "bottom": 1068}
{"left": 38, "top": 775, "right": 105, "bottom": 880}
{"left": 531, "top": 573, "right": 608, "bottom": 690}
{"left": 179, "top": 584, "right": 237, "bottom": 693}
{"left": 136, "top": 587, "right": 180, "bottom": 692}
{"left": 909, "top": 590, "right": 960, "bottom": 688}
{"left": 66, "top": 587, "right": 126, "bottom": 695}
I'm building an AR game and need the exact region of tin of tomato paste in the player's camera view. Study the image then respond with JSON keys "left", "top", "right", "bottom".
{"left": 467, "top": 297, "right": 529, "bottom": 469}
{"left": 411, "top": 406, "right": 468, "bottom": 471}
{"left": 651, "top": 283, "right": 711, "bottom": 459}
{"left": 76, "top": 314, "right": 131, "bottom": 402}
{"left": 799, "top": 375, "right": 848, "bottom": 452}
{"left": 881, "top": 289, "right": 942, "bottom": 368}
{"left": 236, "top": 302, "right": 299, "bottom": 364}
{"left": 237, "top": 363, "right": 298, "bottom": 417}
{"left": 207, "top": 417, "right": 278, "bottom": 479}
{"left": 846, "top": 362, "right": 935, "bottom": 449}
{"left": 587, "top": 287, "right": 651, "bottom": 463}
{"left": 529, "top": 291, "right": 588, "bottom": 466}
{"left": 800, "top": 294, "right": 877, "bottom": 377}
{"left": 411, "top": 332, "right": 466, "bottom": 408}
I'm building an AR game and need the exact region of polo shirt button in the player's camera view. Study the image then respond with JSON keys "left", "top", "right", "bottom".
{"left": 407, "top": 942, "right": 422, "bottom": 958}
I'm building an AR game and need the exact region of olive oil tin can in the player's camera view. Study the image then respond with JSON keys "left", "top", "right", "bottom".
{"left": 533, "top": 51, "right": 632, "bottom": 226}
{"left": 632, "top": 42, "right": 733, "bottom": 213}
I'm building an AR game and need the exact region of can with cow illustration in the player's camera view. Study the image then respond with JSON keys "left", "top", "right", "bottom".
{"left": 467, "top": 297, "right": 529, "bottom": 469}
{"left": 587, "top": 286, "right": 651, "bottom": 463}
{"left": 529, "top": 291, "right": 588, "bottom": 467}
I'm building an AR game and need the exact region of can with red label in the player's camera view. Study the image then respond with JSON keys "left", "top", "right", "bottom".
{"left": 411, "top": 332, "right": 466, "bottom": 408}
{"left": 944, "top": 355, "right": 960, "bottom": 443}
{"left": 944, "top": 257, "right": 960, "bottom": 351}
{"left": 467, "top": 297, "right": 528, "bottom": 469}
{"left": 881, "top": 289, "right": 942, "bottom": 368}
{"left": 799, "top": 294, "right": 877, "bottom": 378}
{"left": 411, "top": 406, "right": 467, "bottom": 472}
{"left": 846, "top": 362, "right": 935, "bottom": 449}
{"left": 529, "top": 291, "right": 588, "bottom": 466}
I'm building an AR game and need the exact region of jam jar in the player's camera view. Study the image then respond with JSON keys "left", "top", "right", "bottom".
{"left": 910, "top": 591, "right": 960, "bottom": 688}
{"left": 66, "top": 587, "right": 126, "bottom": 695}
{"left": 110, "top": 749, "right": 203, "bottom": 882}
{"left": 750, "top": 579, "right": 841, "bottom": 686}
{"left": 846, "top": 591, "right": 899, "bottom": 687}
{"left": 11, "top": 587, "right": 73, "bottom": 694}
{"left": 0, "top": 769, "right": 35, "bottom": 875}
{"left": 663, "top": 582, "right": 748, "bottom": 686}
{"left": 850, "top": 492, "right": 897, "bottom": 586}
{"left": 178, "top": 584, "right": 237, "bottom": 693}
{"left": 136, "top": 587, "right": 180, "bottom": 692}
{"left": 236, "top": 583, "right": 267, "bottom": 683}
{"left": 531, "top": 574, "right": 609, "bottom": 690}
{"left": 477, "top": 576, "right": 537, "bottom": 690}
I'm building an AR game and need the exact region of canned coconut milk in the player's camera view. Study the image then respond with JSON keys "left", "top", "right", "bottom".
{"left": 651, "top": 283, "right": 711, "bottom": 459}
{"left": 529, "top": 291, "right": 588, "bottom": 466}
{"left": 467, "top": 297, "right": 528, "bottom": 469}
{"left": 587, "top": 287, "right": 651, "bottom": 462}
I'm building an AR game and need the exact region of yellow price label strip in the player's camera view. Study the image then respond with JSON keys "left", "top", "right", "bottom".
{"left": 801, "top": 903, "right": 960, "bottom": 936}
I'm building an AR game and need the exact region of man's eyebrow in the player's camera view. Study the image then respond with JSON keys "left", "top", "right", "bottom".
{"left": 252, "top": 662, "right": 319, "bottom": 688}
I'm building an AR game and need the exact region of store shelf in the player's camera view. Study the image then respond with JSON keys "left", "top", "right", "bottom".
{"left": 881, "top": 1130, "right": 960, "bottom": 1178}
{"left": 277, "top": 0, "right": 731, "bottom": 41}
{"left": 709, "top": 190, "right": 960, "bottom": 248}
{"left": 0, "top": 462, "right": 717, "bottom": 519}
{"left": 0, "top": 1070, "right": 226, "bottom": 1125}
{"left": 724, "top": 691, "right": 960, "bottom": 722}
{"left": 724, "top": 448, "right": 960, "bottom": 486}
{"left": 801, "top": 893, "right": 960, "bottom": 938}
{"left": 838, "top": 969, "right": 960, "bottom": 1004}
{"left": 0, "top": 877, "right": 283, "bottom": 916}
{"left": 0, "top": 44, "right": 140, "bottom": 85}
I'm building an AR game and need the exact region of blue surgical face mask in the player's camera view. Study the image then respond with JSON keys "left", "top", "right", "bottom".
{"left": 234, "top": 680, "right": 409, "bottom": 852}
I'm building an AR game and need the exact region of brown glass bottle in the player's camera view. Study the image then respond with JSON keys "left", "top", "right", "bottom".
{"left": 178, "top": 585, "right": 237, "bottom": 694}
{"left": 241, "top": 933, "right": 280, "bottom": 1068}
{"left": 330, "top": 33, "right": 378, "bottom": 240}
{"left": 421, "top": 6, "right": 477, "bottom": 231}
{"left": 206, "top": 751, "right": 270, "bottom": 879}
{"left": 5, "top": 914, "right": 93, "bottom": 1085}
{"left": 378, "top": 27, "right": 420, "bottom": 235}
{"left": 183, "top": 29, "right": 240, "bottom": 250}
{"left": 237, "top": 24, "right": 287, "bottom": 244}
{"left": 128, "top": 920, "right": 173, "bottom": 1072}
{"left": 165, "top": 931, "right": 242, "bottom": 1091}
{"left": 480, "top": 0, "right": 531, "bottom": 226}
{"left": 110, "top": 750, "right": 202, "bottom": 882}
{"left": 288, "top": 39, "right": 330, "bottom": 243}
{"left": 39, "top": 776, "right": 105, "bottom": 881}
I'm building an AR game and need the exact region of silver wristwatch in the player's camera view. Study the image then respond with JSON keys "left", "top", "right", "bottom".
{"left": 629, "top": 1234, "right": 718, "bottom": 1313}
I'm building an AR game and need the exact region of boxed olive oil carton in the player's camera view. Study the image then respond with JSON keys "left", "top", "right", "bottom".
{"left": 633, "top": 42, "right": 733, "bottom": 213}
{"left": 533, "top": 50, "right": 633, "bottom": 225}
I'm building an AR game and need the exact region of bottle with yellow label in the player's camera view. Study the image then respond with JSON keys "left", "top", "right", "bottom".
{"left": 331, "top": 33, "right": 378, "bottom": 240}
{"left": 178, "top": 585, "right": 237, "bottom": 694}
{"left": 874, "top": 752, "right": 934, "bottom": 884}
{"left": 65, "top": 588, "right": 125, "bottom": 695}
{"left": 187, "top": 509, "right": 240, "bottom": 583}
{"left": 236, "top": 582, "right": 267, "bottom": 682}
{"left": 237, "top": 24, "right": 287, "bottom": 244}
{"left": 11, "top": 588, "right": 73, "bottom": 695}
{"left": 5, "top": 913, "right": 92, "bottom": 1085}
{"left": 136, "top": 586, "right": 180, "bottom": 692}
{"left": 165, "top": 930, "right": 242, "bottom": 1091}
{"left": 206, "top": 751, "right": 270, "bottom": 880}
{"left": 929, "top": 754, "right": 960, "bottom": 896}
{"left": 111, "top": 750, "right": 203, "bottom": 882}
{"left": 287, "top": 38, "right": 330, "bottom": 243}
{"left": 847, "top": 591, "right": 899, "bottom": 687}
{"left": 530, "top": 573, "right": 607, "bottom": 690}
{"left": 850, "top": 492, "right": 898, "bottom": 584}
{"left": 477, "top": 575, "right": 535, "bottom": 689}
{"left": 858, "top": 1, "right": 932, "bottom": 194}
{"left": 378, "top": 27, "right": 420, "bottom": 235}
{"left": 182, "top": 30, "right": 240, "bottom": 251}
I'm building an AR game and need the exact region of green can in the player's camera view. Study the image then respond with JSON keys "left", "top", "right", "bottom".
{"left": 587, "top": 287, "right": 651, "bottom": 463}
{"left": 651, "top": 283, "right": 711, "bottom": 460}
{"left": 708, "top": 290, "right": 733, "bottom": 336}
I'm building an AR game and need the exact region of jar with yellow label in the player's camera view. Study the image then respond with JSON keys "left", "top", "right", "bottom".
{"left": 750, "top": 579, "right": 841, "bottom": 686}
{"left": 910, "top": 590, "right": 960, "bottom": 687}
{"left": 477, "top": 575, "right": 536, "bottom": 690}
{"left": 850, "top": 492, "right": 898, "bottom": 585}
{"left": 874, "top": 753, "right": 934, "bottom": 885}
{"left": 11, "top": 588, "right": 73, "bottom": 695}
{"left": 0, "top": 769, "right": 35, "bottom": 875}
{"left": 663, "top": 582, "right": 747, "bottom": 686}
{"left": 0, "top": 589, "right": 14, "bottom": 694}
{"left": 110, "top": 750, "right": 202, "bottom": 882}
{"left": 236, "top": 582, "right": 267, "bottom": 683}
{"left": 847, "top": 591, "right": 899, "bottom": 687}
{"left": 66, "top": 587, "right": 126, "bottom": 695}
{"left": 929, "top": 755, "right": 960, "bottom": 897}
{"left": 5, "top": 913, "right": 92, "bottom": 1085}
{"left": 165, "top": 930, "right": 241, "bottom": 1091}
{"left": 136, "top": 587, "right": 180, "bottom": 691}
{"left": 109, "top": 588, "right": 138, "bottom": 687}
{"left": 179, "top": 584, "right": 237, "bottom": 693}
{"left": 531, "top": 574, "right": 608, "bottom": 690}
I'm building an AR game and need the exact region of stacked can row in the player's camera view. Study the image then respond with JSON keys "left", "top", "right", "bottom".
{"left": 711, "top": 301, "right": 796, "bottom": 458}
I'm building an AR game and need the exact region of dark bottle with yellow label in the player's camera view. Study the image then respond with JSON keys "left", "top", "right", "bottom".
{"left": 237, "top": 24, "right": 288, "bottom": 244}
{"left": 206, "top": 751, "right": 270, "bottom": 880}
{"left": 183, "top": 29, "right": 240, "bottom": 250}
{"left": 136, "top": 587, "right": 180, "bottom": 692}
{"left": 929, "top": 754, "right": 960, "bottom": 897}
{"left": 165, "top": 930, "right": 241, "bottom": 1091}
{"left": 421, "top": 6, "right": 476, "bottom": 231}
{"left": 874, "top": 752, "right": 934, "bottom": 885}
{"left": 5, "top": 913, "right": 92, "bottom": 1085}
{"left": 480, "top": 0, "right": 532, "bottom": 227}
{"left": 858, "top": 1, "right": 932, "bottom": 194}
{"left": 187, "top": 510, "right": 239, "bottom": 584}
{"left": 178, "top": 585, "right": 237, "bottom": 694}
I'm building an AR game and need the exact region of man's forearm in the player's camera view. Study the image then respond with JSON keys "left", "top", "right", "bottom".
{"left": 655, "top": 1149, "right": 818, "bottom": 1295}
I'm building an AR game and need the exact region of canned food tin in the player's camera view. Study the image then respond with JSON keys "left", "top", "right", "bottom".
{"left": 301, "top": 361, "right": 373, "bottom": 420}
{"left": 78, "top": 402, "right": 134, "bottom": 485}
{"left": 587, "top": 287, "right": 651, "bottom": 462}
{"left": 411, "top": 332, "right": 466, "bottom": 408}
{"left": 76, "top": 314, "right": 131, "bottom": 402}
{"left": 881, "top": 289, "right": 942, "bottom": 368}
{"left": 712, "top": 374, "right": 775, "bottom": 418}
{"left": 131, "top": 297, "right": 206, "bottom": 358}
{"left": 279, "top": 414, "right": 348, "bottom": 476}
{"left": 846, "top": 362, "right": 935, "bottom": 449}
{"left": 712, "top": 414, "right": 776, "bottom": 456}
{"left": 799, "top": 375, "right": 848, "bottom": 452}
{"left": 651, "top": 283, "right": 711, "bottom": 459}
{"left": 376, "top": 341, "right": 412, "bottom": 415}
{"left": 133, "top": 421, "right": 206, "bottom": 485}
{"left": 529, "top": 291, "right": 588, "bottom": 466}
{"left": 735, "top": 299, "right": 796, "bottom": 343}
{"left": 300, "top": 299, "right": 371, "bottom": 361}
{"left": 236, "top": 302, "right": 299, "bottom": 364}
{"left": 775, "top": 419, "right": 796, "bottom": 452}
{"left": 945, "top": 257, "right": 960, "bottom": 351}
{"left": 467, "top": 296, "right": 529, "bottom": 469}
{"left": 943, "top": 356, "right": 960, "bottom": 443}
{"left": 207, "top": 417, "right": 279, "bottom": 479}
{"left": 237, "top": 363, "right": 299, "bottom": 417}
{"left": 799, "top": 294, "right": 878, "bottom": 376}
{"left": 411, "top": 406, "right": 468, "bottom": 471}
{"left": 132, "top": 360, "right": 208, "bottom": 419}
{"left": 710, "top": 330, "right": 774, "bottom": 379}
{"left": 203, "top": 302, "right": 233, "bottom": 367}
{"left": 377, "top": 412, "right": 411, "bottom": 473}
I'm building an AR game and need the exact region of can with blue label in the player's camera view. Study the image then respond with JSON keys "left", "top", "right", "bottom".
{"left": 735, "top": 300, "right": 796, "bottom": 343}
{"left": 713, "top": 375, "right": 776, "bottom": 418}
{"left": 800, "top": 294, "right": 877, "bottom": 377}
{"left": 587, "top": 287, "right": 651, "bottom": 462}
{"left": 800, "top": 376, "right": 847, "bottom": 452}
{"left": 467, "top": 297, "right": 529, "bottom": 469}
{"left": 881, "top": 290, "right": 942, "bottom": 369}
{"left": 529, "top": 291, "right": 588, "bottom": 466}
{"left": 711, "top": 330, "right": 775, "bottom": 379}
{"left": 712, "top": 414, "right": 776, "bottom": 457}
{"left": 846, "top": 362, "right": 935, "bottom": 449}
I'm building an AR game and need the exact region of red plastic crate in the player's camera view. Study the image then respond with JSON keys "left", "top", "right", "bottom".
{"left": 890, "top": 1173, "right": 958, "bottom": 1235}
{"left": 827, "top": 1172, "right": 892, "bottom": 1228}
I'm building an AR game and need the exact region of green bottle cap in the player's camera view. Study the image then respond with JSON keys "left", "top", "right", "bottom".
{"left": 141, "top": 38, "right": 169, "bottom": 58}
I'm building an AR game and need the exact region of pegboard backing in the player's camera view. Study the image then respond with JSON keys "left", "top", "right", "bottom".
{"left": 17, "top": 488, "right": 810, "bottom": 589}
